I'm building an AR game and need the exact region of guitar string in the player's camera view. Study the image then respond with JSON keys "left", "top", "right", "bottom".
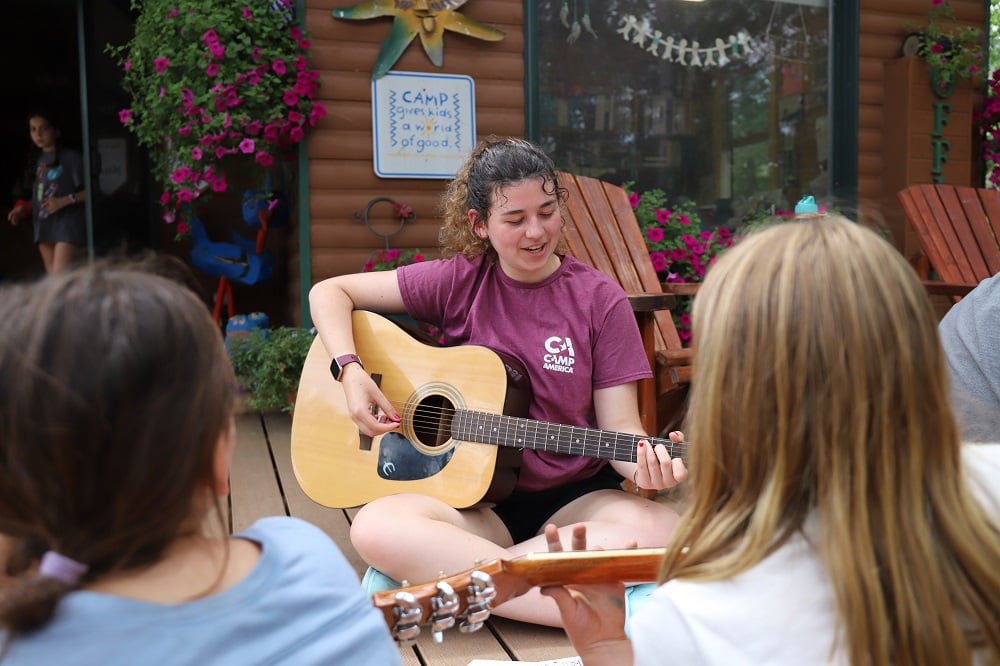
{"left": 361, "top": 399, "right": 690, "bottom": 459}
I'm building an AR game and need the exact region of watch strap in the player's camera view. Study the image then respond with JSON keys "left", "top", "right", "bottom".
{"left": 330, "top": 353, "right": 363, "bottom": 381}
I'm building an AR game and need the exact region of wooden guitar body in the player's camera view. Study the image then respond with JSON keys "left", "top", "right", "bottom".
{"left": 290, "top": 311, "right": 529, "bottom": 509}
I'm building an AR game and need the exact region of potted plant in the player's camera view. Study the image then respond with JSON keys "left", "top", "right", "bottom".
{"left": 107, "top": 0, "right": 327, "bottom": 239}
{"left": 227, "top": 326, "right": 316, "bottom": 413}
{"left": 903, "top": 0, "right": 986, "bottom": 97}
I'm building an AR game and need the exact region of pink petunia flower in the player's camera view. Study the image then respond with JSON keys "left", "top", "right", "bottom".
{"left": 167, "top": 8, "right": 178, "bottom": 18}
{"left": 206, "top": 63, "right": 220, "bottom": 77}
{"left": 650, "top": 252, "right": 668, "bottom": 272}
{"left": 239, "top": 138, "right": 255, "bottom": 154}
{"left": 298, "top": 39, "right": 311, "bottom": 50}
{"left": 272, "top": 60, "right": 287, "bottom": 76}
{"left": 118, "top": 108, "right": 133, "bottom": 125}
{"left": 628, "top": 192, "right": 640, "bottom": 208}
{"left": 171, "top": 166, "right": 192, "bottom": 184}
{"left": 646, "top": 227, "right": 665, "bottom": 243}
{"left": 154, "top": 58, "right": 171, "bottom": 73}
{"left": 282, "top": 90, "right": 299, "bottom": 106}
{"left": 289, "top": 27, "right": 302, "bottom": 40}
{"left": 176, "top": 221, "right": 190, "bottom": 235}
{"left": 124, "top": 59, "right": 131, "bottom": 70}
{"left": 413, "top": 253, "right": 425, "bottom": 263}
{"left": 159, "top": 191, "right": 171, "bottom": 206}
{"left": 656, "top": 209, "right": 671, "bottom": 224}
{"left": 191, "top": 147, "right": 203, "bottom": 160}
{"left": 242, "top": 7, "right": 253, "bottom": 20}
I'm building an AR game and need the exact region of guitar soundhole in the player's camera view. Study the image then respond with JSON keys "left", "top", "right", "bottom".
{"left": 412, "top": 395, "right": 454, "bottom": 448}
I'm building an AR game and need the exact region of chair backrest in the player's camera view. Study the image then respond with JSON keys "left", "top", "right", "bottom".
{"left": 897, "top": 184, "right": 1000, "bottom": 285}
{"left": 558, "top": 172, "right": 683, "bottom": 355}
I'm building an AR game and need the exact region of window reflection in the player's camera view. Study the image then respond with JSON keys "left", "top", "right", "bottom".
{"left": 535, "top": 0, "right": 830, "bottom": 227}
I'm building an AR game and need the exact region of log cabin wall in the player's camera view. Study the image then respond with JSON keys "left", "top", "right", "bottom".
{"left": 858, "top": 0, "right": 985, "bottom": 229}
{"left": 297, "top": 0, "right": 525, "bottom": 322}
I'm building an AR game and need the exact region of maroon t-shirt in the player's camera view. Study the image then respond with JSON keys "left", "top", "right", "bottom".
{"left": 397, "top": 254, "right": 652, "bottom": 491}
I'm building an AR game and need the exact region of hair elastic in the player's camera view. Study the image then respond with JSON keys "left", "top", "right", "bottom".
{"left": 38, "top": 551, "right": 88, "bottom": 586}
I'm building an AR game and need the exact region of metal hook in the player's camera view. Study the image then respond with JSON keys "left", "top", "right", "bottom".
{"left": 353, "top": 196, "right": 416, "bottom": 252}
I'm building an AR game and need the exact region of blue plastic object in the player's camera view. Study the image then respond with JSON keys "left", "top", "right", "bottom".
{"left": 794, "top": 195, "right": 819, "bottom": 216}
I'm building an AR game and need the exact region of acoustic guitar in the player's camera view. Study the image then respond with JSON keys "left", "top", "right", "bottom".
{"left": 371, "top": 547, "right": 665, "bottom": 645}
{"left": 290, "top": 310, "right": 686, "bottom": 509}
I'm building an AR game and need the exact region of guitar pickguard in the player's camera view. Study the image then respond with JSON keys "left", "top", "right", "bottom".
{"left": 377, "top": 432, "right": 454, "bottom": 481}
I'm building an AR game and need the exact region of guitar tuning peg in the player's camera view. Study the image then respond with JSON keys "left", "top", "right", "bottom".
{"left": 458, "top": 570, "right": 496, "bottom": 633}
{"left": 390, "top": 590, "right": 423, "bottom": 646}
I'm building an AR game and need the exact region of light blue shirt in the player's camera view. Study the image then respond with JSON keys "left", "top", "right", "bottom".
{"left": 2, "top": 517, "right": 404, "bottom": 665}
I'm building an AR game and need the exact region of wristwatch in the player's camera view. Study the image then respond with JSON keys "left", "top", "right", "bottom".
{"left": 330, "top": 353, "right": 363, "bottom": 381}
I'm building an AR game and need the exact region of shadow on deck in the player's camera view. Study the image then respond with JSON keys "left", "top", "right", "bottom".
{"left": 229, "top": 412, "right": 576, "bottom": 666}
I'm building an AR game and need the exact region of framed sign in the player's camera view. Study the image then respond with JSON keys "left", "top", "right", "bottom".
{"left": 372, "top": 71, "right": 476, "bottom": 179}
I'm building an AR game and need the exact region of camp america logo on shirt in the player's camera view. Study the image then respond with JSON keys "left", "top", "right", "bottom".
{"left": 543, "top": 336, "right": 575, "bottom": 374}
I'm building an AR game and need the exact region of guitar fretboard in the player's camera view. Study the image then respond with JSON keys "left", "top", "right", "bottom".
{"left": 450, "top": 410, "right": 683, "bottom": 462}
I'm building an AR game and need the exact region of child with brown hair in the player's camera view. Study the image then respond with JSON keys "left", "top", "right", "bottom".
{"left": 0, "top": 261, "right": 402, "bottom": 665}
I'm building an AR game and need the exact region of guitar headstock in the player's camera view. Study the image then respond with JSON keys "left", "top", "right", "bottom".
{"left": 371, "top": 548, "right": 665, "bottom": 644}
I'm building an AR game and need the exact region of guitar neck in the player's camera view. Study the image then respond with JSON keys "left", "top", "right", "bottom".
{"left": 451, "top": 410, "right": 682, "bottom": 462}
{"left": 372, "top": 548, "right": 666, "bottom": 644}
{"left": 499, "top": 548, "right": 665, "bottom": 586}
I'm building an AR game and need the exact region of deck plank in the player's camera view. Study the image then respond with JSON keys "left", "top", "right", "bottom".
{"left": 489, "top": 619, "right": 575, "bottom": 661}
{"left": 230, "top": 412, "right": 287, "bottom": 531}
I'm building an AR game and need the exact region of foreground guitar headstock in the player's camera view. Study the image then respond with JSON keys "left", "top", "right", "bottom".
{"left": 371, "top": 548, "right": 665, "bottom": 645}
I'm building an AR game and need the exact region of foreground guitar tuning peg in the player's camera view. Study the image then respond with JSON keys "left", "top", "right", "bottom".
{"left": 390, "top": 590, "right": 423, "bottom": 646}
{"left": 430, "top": 580, "right": 460, "bottom": 642}
{"left": 458, "top": 570, "right": 496, "bottom": 633}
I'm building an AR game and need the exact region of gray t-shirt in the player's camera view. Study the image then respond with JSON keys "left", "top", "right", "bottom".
{"left": 938, "top": 273, "right": 1000, "bottom": 441}
{"left": 31, "top": 148, "right": 86, "bottom": 245}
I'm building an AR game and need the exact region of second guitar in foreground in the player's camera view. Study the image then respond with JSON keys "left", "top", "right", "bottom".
{"left": 290, "top": 311, "right": 686, "bottom": 508}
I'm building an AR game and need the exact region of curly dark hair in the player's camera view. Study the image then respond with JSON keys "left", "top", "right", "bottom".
{"left": 438, "top": 136, "right": 567, "bottom": 258}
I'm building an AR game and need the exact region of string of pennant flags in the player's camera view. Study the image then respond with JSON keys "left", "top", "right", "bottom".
{"left": 616, "top": 14, "right": 758, "bottom": 68}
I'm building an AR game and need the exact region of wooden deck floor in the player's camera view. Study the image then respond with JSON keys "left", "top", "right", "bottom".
{"left": 229, "top": 412, "right": 576, "bottom": 666}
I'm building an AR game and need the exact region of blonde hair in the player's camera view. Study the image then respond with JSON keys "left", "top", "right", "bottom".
{"left": 438, "top": 136, "right": 566, "bottom": 258}
{"left": 662, "top": 217, "right": 1000, "bottom": 664}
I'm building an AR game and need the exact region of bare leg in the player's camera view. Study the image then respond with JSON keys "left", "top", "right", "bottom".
{"left": 350, "top": 490, "right": 680, "bottom": 627}
{"left": 51, "top": 242, "right": 79, "bottom": 273}
{"left": 37, "top": 242, "right": 54, "bottom": 273}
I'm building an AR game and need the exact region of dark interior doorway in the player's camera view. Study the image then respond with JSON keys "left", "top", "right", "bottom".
{"left": 0, "top": 0, "right": 152, "bottom": 283}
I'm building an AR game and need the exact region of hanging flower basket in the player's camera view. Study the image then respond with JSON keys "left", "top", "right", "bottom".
{"left": 107, "top": 0, "right": 327, "bottom": 239}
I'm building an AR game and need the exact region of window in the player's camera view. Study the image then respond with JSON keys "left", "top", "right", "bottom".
{"left": 533, "top": 0, "right": 830, "bottom": 226}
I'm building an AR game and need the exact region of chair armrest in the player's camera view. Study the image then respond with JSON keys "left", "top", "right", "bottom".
{"left": 660, "top": 282, "right": 701, "bottom": 296}
{"left": 922, "top": 281, "right": 976, "bottom": 297}
{"left": 626, "top": 292, "right": 677, "bottom": 312}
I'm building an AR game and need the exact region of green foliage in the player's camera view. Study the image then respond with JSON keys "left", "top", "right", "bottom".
{"left": 227, "top": 326, "right": 316, "bottom": 413}
{"left": 106, "top": 0, "right": 326, "bottom": 238}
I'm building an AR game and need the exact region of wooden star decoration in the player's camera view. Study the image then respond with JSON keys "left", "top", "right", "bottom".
{"left": 333, "top": 0, "right": 505, "bottom": 80}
